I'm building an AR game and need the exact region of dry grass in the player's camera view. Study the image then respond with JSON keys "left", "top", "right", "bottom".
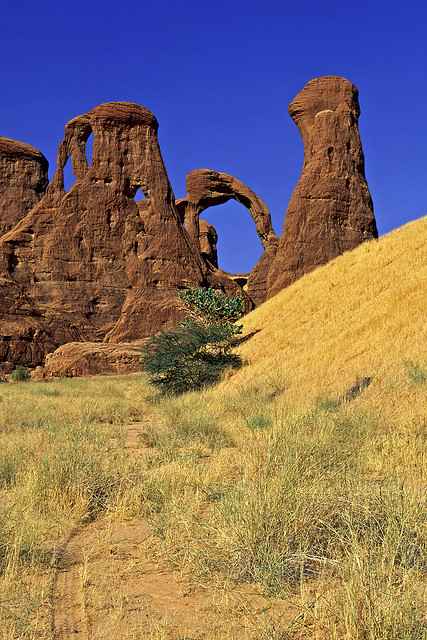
{"left": 0, "top": 375, "right": 149, "bottom": 639}
{"left": 232, "top": 217, "right": 427, "bottom": 411}
{"left": 1, "top": 216, "right": 427, "bottom": 638}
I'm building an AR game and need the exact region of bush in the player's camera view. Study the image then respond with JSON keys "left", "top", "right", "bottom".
{"left": 178, "top": 287, "right": 244, "bottom": 324}
{"left": 141, "top": 288, "right": 244, "bottom": 395}
{"left": 141, "top": 319, "right": 241, "bottom": 395}
{"left": 10, "top": 366, "right": 30, "bottom": 383}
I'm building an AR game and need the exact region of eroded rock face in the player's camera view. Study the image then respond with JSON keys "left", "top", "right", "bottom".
{"left": 0, "top": 137, "right": 48, "bottom": 237}
{"left": 0, "top": 102, "right": 204, "bottom": 366}
{"left": 198, "top": 219, "right": 218, "bottom": 268}
{"left": 180, "top": 169, "right": 276, "bottom": 249}
{"left": 178, "top": 168, "right": 278, "bottom": 305}
{"left": 268, "top": 76, "right": 378, "bottom": 297}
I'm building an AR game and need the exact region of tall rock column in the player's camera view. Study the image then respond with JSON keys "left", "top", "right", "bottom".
{"left": 0, "top": 137, "right": 48, "bottom": 237}
{"left": 268, "top": 76, "right": 378, "bottom": 297}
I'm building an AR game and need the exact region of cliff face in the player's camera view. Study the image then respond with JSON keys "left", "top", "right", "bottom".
{"left": 0, "top": 102, "right": 204, "bottom": 366}
{"left": 0, "top": 137, "right": 48, "bottom": 238}
{"left": 267, "top": 76, "right": 377, "bottom": 297}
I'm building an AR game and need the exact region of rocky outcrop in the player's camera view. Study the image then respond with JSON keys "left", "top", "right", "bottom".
{"left": 268, "top": 76, "right": 377, "bottom": 297}
{"left": 0, "top": 102, "right": 204, "bottom": 366}
{"left": 0, "top": 77, "right": 379, "bottom": 372}
{"left": 0, "top": 137, "right": 48, "bottom": 237}
{"left": 177, "top": 169, "right": 278, "bottom": 305}
{"left": 32, "top": 341, "right": 144, "bottom": 378}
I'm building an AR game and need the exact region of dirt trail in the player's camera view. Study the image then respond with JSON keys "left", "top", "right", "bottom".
{"left": 50, "top": 421, "right": 295, "bottom": 639}
{"left": 49, "top": 422, "right": 215, "bottom": 639}
{"left": 51, "top": 525, "right": 92, "bottom": 639}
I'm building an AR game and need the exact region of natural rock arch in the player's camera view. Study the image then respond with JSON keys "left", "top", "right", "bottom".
{"left": 177, "top": 168, "right": 278, "bottom": 304}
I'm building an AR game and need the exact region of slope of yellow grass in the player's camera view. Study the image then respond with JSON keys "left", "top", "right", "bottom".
{"left": 229, "top": 216, "right": 427, "bottom": 417}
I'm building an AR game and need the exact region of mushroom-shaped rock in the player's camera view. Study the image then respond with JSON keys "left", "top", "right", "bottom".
{"left": 0, "top": 137, "right": 48, "bottom": 237}
{"left": 268, "top": 76, "right": 378, "bottom": 297}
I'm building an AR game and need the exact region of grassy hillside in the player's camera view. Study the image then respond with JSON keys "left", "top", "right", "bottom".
{"left": 0, "top": 217, "right": 426, "bottom": 639}
{"left": 235, "top": 215, "right": 427, "bottom": 411}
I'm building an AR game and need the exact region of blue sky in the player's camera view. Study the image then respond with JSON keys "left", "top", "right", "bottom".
{"left": 1, "top": 1, "right": 426, "bottom": 272}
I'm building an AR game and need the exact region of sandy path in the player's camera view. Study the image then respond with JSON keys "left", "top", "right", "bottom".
{"left": 49, "top": 421, "right": 294, "bottom": 639}
{"left": 51, "top": 525, "right": 92, "bottom": 639}
{"left": 49, "top": 421, "right": 214, "bottom": 638}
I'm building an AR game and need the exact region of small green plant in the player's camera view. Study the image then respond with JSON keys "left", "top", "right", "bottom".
{"left": 245, "top": 414, "right": 272, "bottom": 430}
{"left": 141, "top": 288, "right": 245, "bottom": 395}
{"left": 316, "top": 396, "right": 341, "bottom": 413}
{"left": 404, "top": 360, "right": 427, "bottom": 385}
{"left": 141, "top": 320, "right": 241, "bottom": 395}
{"left": 10, "top": 366, "right": 30, "bottom": 383}
{"left": 315, "top": 377, "right": 373, "bottom": 412}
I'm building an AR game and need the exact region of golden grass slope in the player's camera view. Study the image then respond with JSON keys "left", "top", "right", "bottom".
{"left": 232, "top": 215, "right": 427, "bottom": 409}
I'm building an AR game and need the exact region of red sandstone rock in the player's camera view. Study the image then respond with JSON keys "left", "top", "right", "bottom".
{"left": 268, "top": 76, "right": 378, "bottom": 297}
{"left": 0, "top": 79, "right": 379, "bottom": 372}
{"left": 0, "top": 102, "right": 204, "bottom": 366}
{"left": 0, "top": 137, "right": 48, "bottom": 237}
{"left": 178, "top": 168, "right": 277, "bottom": 305}
{"left": 179, "top": 168, "right": 276, "bottom": 249}
{"left": 198, "top": 219, "right": 219, "bottom": 268}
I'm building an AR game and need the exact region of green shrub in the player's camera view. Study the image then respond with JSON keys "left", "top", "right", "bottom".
{"left": 10, "top": 366, "right": 30, "bottom": 383}
{"left": 141, "top": 320, "right": 241, "bottom": 395}
{"left": 178, "top": 286, "right": 244, "bottom": 324}
{"left": 141, "top": 287, "right": 245, "bottom": 395}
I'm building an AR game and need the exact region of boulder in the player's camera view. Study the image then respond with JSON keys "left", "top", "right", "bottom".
{"left": 33, "top": 341, "right": 145, "bottom": 378}
{"left": 199, "top": 218, "right": 219, "bottom": 268}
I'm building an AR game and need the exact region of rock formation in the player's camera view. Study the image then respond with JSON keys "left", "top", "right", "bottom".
{"left": 267, "top": 76, "right": 377, "bottom": 297}
{"left": 198, "top": 219, "right": 218, "bottom": 268}
{"left": 177, "top": 169, "right": 278, "bottom": 305}
{"left": 0, "top": 77, "right": 378, "bottom": 373}
{"left": 0, "top": 137, "right": 48, "bottom": 237}
{"left": 0, "top": 102, "right": 204, "bottom": 366}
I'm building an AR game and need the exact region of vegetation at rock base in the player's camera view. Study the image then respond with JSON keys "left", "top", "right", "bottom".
{"left": 141, "top": 288, "right": 244, "bottom": 395}
{"left": 10, "top": 365, "right": 30, "bottom": 382}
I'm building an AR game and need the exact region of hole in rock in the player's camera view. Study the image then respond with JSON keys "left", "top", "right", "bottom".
{"left": 134, "top": 187, "right": 146, "bottom": 202}
{"left": 200, "top": 199, "right": 264, "bottom": 275}
{"left": 86, "top": 134, "right": 93, "bottom": 166}
{"left": 63, "top": 157, "right": 76, "bottom": 192}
